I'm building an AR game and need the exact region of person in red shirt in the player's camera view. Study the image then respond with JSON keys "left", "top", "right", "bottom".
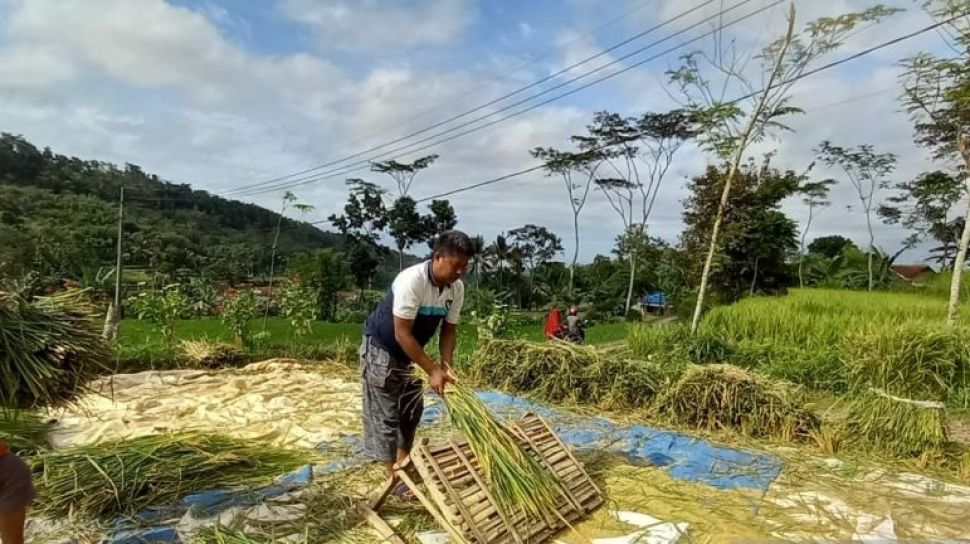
{"left": 0, "top": 442, "right": 33, "bottom": 544}
{"left": 543, "top": 306, "right": 562, "bottom": 340}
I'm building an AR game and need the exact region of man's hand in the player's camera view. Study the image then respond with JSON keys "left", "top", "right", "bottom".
{"left": 428, "top": 365, "right": 455, "bottom": 396}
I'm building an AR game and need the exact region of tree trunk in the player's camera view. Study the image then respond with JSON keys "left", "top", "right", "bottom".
{"left": 946, "top": 135, "right": 970, "bottom": 326}
{"left": 570, "top": 212, "right": 580, "bottom": 295}
{"left": 690, "top": 7, "right": 794, "bottom": 335}
{"left": 398, "top": 248, "right": 404, "bottom": 271}
{"left": 625, "top": 256, "right": 637, "bottom": 314}
{"left": 750, "top": 257, "right": 760, "bottom": 296}
{"left": 866, "top": 212, "right": 875, "bottom": 292}
{"left": 262, "top": 215, "right": 284, "bottom": 330}
{"left": 798, "top": 207, "right": 813, "bottom": 289}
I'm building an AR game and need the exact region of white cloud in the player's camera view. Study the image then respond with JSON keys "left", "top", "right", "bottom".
{"left": 280, "top": 0, "right": 474, "bottom": 52}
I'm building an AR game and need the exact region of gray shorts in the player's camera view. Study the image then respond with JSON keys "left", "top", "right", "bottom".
{"left": 359, "top": 336, "right": 424, "bottom": 462}
{"left": 0, "top": 452, "right": 34, "bottom": 514}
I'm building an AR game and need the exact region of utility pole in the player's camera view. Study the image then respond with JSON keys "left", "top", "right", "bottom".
{"left": 103, "top": 186, "right": 124, "bottom": 340}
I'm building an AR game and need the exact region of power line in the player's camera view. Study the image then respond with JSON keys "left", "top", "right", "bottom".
{"left": 412, "top": 15, "right": 962, "bottom": 203}
{"left": 221, "top": 0, "right": 728, "bottom": 196}
{"left": 229, "top": 0, "right": 774, "bottom": 198}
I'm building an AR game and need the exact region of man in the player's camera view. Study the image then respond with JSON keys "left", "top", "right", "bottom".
{"left": 0, "top": 443, "right": 33, "bottom": 544}
{"left": 565, "top": 306, "right": 585, "bottom": 343}
{"left": 359, "top": 230, "right": 474, "bottom": 484}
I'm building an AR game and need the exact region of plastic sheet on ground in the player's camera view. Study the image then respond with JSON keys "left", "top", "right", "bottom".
{"left": 98, "top": 389, "right": 778, "bottom": 543}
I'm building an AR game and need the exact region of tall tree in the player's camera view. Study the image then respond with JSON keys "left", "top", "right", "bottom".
{"left": 371, "top": 155, "right": 439, "bottom": 198}
{"left": 386, "top": 196, "right": 426, "bottom": 270}
{"left": 816, "top": 142, "right": 896, "bottom": 291}
{"left": 328, "top": 179, "right": 388, "bottom": 291}
{"left": 424, "top": 199, "right": 458, "bottom": 250}
{"left": 797, "top": 176, "right": 836, "bottom": 287}
{"left": 288, "top": 249, "right": 353, "bottom": 321}
{"left": 808, "top": 235, "right": 857, "bottom": 259}
{"left": 264, "top": 191, "right": 313, "bottom": 329}
{"left": 508, "top": 224, "right": 563, "bottom": 309}
{"left": 900, "top": 0, "right": 970, "bottom": 325}
{"left": 580, "top": 110, "right": 697, "bottom": 312}
{"left": 670, "top": 4, "right": 898, "bottom": 332}
{"left": 680, "top": 157, "right": 802, "bottom": 300}
{"left": 529, "top": 147, "right": 604, "bottom": 294}
{"left": 879, "top": 170, "right": 964, "bottom": 258}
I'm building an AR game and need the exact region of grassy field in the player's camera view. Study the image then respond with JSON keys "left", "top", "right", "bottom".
{"left": 630, "top": 288, "right": 970, "bottom": 408}
{"left": 115, "top": 317, "right": 629, "bottom": 369}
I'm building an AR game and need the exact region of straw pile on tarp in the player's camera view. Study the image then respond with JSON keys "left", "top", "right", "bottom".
{"left": 654, "top": 364, "right": 819, "bottom": 440}
{"left": 31, "top": 433, "right": 310, "bottom": 518}
{"left": 470, "top": 339, "right": 662, "bottom": 409}
{"left": 845, "top": 390, "right": 947, "bottom": 456}
{"left": 0, "top": 289, "right": 108, "bottom": 409}
{"left": 443, "top": 384, "right": 568, "bottom": 525}
{"left": 0, "top": 409, "right": 51, "bottom": 454}
{"left": 182, "top": 340, "right": 246, "bottom": 369}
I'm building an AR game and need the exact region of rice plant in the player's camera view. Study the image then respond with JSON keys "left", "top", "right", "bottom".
{"left": 0, "top": 289, "right": 109, "bottom": 408}
{"left": 0, "top": 409, "right": 51, "bottom": 454}
{"left": 31, "top": 433, "right": 309, "bottom": 518}
{"left": 653, "top": 364, "right": 820, "bottom": 440}
{"left": 845, "top": 391, "right": 947, "bottom": 457}
{"left": 442, "top": 384, "right": 566, "bottom": 523}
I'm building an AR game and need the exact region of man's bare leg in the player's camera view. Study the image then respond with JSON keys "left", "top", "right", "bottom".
{"left": 0, "top": 507, "right": 26, "bottom": 544}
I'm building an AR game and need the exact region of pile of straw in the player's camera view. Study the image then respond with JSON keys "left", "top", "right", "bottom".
{"left": 845, "top": 390, "right": 948, "bottom": 457}
{"left": 653, "top": 364, "right": 819, "bottom": 440}
{"left": 181, "top": 340, "right": 246, "bottom": 369}
{"left": 0, "top": 290, "right": 108, "bottom": 408}
{"left": 471, "top": 339, "right": 662, "bottom": 409}
{"left": 443, "top": 385, "right": 566, "bottom": 522}
{"left": 31, "top": 433, "right": 308, "bottom": 518}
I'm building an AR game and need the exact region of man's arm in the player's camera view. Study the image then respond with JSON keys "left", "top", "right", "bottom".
{"left": 393, "top": 316, "right": 450, "bottom": 394}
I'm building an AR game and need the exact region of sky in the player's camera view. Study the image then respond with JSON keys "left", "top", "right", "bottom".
{"left": 0, "top": 0, "right": 960, "bottom": 264}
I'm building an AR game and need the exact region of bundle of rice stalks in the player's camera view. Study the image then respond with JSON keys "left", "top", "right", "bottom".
{"left": 0, "top": 410, "right": 51, "bottom": 455}
{"left": 0, "top": 289, "right": 108, "bottom": 408}
{"left": 191, "top": 527, "right": 268, "bottom": 544}
{"left": 181, "top": 340, "right": 246, "bottom": 369}
{"left": 472, "top": 339, "right": 596, "bottom": 403}
{"left": 471, "top": 339, "right": 666, "bottom": 409}
{"left": 843, "top": 322, "right": 964, "bottom": 400}
{"left": 845, "top": 390, "right": 947, "bottom": 457}
{"left": 31, "top": 433, "right": 309, "bottom": 518}
{"left": 443, "top": 385, "right": 566, "bottom": 523}
{"left": 653, "top": 364, "right": 819, "bottom": 440}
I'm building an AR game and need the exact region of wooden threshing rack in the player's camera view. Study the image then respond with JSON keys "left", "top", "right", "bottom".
{"left": 359, "top": 412, "right": 603, "bottom": 544}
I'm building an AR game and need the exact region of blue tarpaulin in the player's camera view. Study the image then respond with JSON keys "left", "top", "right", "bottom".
{"left": 106, "top": 390, "right": 781, "bottom": 543}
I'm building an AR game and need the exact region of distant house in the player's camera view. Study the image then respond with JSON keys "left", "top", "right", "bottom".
{"left": 890, "top": 264, "right": 935, "bottom": 284}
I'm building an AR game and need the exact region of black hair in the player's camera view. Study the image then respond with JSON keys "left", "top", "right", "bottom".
{"left": 433, "top": 230, "right": 475, "bottom": 258}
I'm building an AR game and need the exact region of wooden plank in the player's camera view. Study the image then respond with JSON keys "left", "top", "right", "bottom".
{"left": 398, "top": 470, "right": 469, "bottom": 544}
{"left": 508, "top": 420, "right": 583, "bottom": 515}
{"left": 356, "top": 503, "right": 407, "bottom": 544}
{"left": 527, "top": 413, "right": 604, "bottom": 503}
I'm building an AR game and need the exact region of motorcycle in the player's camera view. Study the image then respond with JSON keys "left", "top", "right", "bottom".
{"left": 552, "top": 320, "right": 588, "bottom": 344}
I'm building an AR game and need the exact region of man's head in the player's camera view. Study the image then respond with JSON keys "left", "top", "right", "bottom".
{"left": 431, "top": 230, "right": 475, "bottom": 286}
{"left": 568, "top": 306, "right": 578, "bottom": 316}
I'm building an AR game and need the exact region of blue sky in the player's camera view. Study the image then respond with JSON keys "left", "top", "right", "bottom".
{"left": 0, "top": 0, "right": 959, "bottom": 263}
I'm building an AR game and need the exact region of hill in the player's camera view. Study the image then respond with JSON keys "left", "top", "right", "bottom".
{"left": 0, "top": 132, "right": 399, "bottom": 287}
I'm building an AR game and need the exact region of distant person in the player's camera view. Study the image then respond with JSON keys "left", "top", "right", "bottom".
{"left": 566, "top": 306, "right": 585, "bottom": 343}
{"left": 0, "top": 442, "right": 33, "bottom": 544}
{"left": 359, "top": 230, "right": 474, "bottom": 496}
{"left": 544, "top": 306, "right": 562, "bottom": 340}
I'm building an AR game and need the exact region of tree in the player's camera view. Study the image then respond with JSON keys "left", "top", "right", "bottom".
{"left": 288, "top": 249, "right": 353, "bottom": 321}
{"left": 880, "top": 170, "right": 964, "bottom": 260}
{"left": 371, "top": 155, "right": 439, "bottom": 198}
{"left": 424, "top": 199, "right": 458, "bottom": 250}
{"left": 529, "top": 146, "right": 605, "bottom": 293}
{"left": 263, "top": 191, "right": 314, "bottom": 329}
{"left": 816, "top": 141, "right": 896, "bottom": 291}
{"left": 670, "top": 4, "right": 898, "bottom": 332}
{"left": 580, "top": 110, "right": 698, "bottom": 312}
{"left": 808, "top": 235, "right": 857, "bottom": 259}
{"left": 681, "top": 157, "right": 802, "bottom": 300}
{"left": 507, "top": 225, "right": 562, "bottom": 308}
{"left": 797, "top": 176, "right": 836, "bottom": 287}
{"left": 386, "top": 196, "right": 426, "bottom": 270}
{"left": 899, "top": 0, "right": 970, "bottom": 325}
{"left": 329, "top": 179, "right": 389, "bottom": 291}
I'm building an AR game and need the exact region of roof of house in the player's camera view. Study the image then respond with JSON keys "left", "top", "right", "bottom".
{"left": 890, "top": 264, "right": 935, "bottom": 280}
